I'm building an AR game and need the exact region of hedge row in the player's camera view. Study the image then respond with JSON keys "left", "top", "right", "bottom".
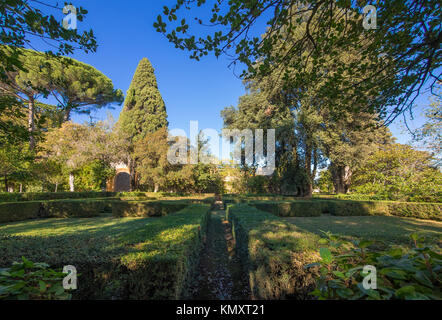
{"left": 249, "top": 201, "right": 324, "bottom": 217}
{"left": 0, "top": 192, "right": 216, "bottom": 203}
{"left": 0, "top": 197, "right": 216, "bottom": 223}
{"left": 112, "top": 201, "right": 190, "bottom": 218}
{"left": 230, "top": 198, "right": 441, "bottom": 221}
{"left": 0, "top": 204, "right": 210, "bottom": 299}
{"left": 327, "top": 200, "right": 442, "bottom": 221}
{"left": 226, "top": 203, "right": 320, "bottom": 299}
{"left": 0, "top": 199, "right": 111, "bottom": 223}
{"left": 0, "top": 191, "right": 118, "bottom": 203}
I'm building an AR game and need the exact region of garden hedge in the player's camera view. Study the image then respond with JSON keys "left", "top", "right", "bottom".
{"left": 224, "top": 195, "right": 441, "bottom": 221}
{"left": 0, "top": 192, "right": 216, "bottom": 203}
{"left": 226, "top": 203, "right": 320, "bottom": 299}
{"left": 0, "top": 191, "right": 117, "bottom": 203}
{"left": 111, "top": 200, "right": 190, "bottom": 217}
{"left": 249, "top": 201, "right": 323, "bottom": 217}
{"left": 0, "top": 204, "right": 210, "bottom": 299}
{"left": 0, "top": 199, "right": 113, "bottom": 223}
{"left": 327, "top": 200, "right": 442, "bottom": 221}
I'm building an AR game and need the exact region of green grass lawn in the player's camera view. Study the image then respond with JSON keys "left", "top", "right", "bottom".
{"left": 284, "top": 215, "right": 442, "bottom": 244}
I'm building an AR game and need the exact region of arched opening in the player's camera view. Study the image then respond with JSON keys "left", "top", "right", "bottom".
{"left": 114, "top": 172, "right": 131, "bottom": 192}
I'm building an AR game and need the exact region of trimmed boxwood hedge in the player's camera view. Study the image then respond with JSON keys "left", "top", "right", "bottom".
{"left": 327, "top": 200, "right": 442, "bottom": 221}
{"left": 0, "top": 191, "right": 118, "bottom": 203}
{"left": 225, "top": 196, "right": 441, "bottom": 221}
{"left": 249, "top": 201, "right": 323, "bottom": 217}
{"left": 0, "top": 199, "right": 114, "bottom": 223}
{"left": 226, "top": 203, "right": 320, "bottom": 299}
{"left": 111, "top": 200, "right": 190, "bottom": 217}
{"left": 0, "top": 197, "right": 215, "bottom": 223}
{"left": 0, "top": 204, "right": 210, "bottom": 300}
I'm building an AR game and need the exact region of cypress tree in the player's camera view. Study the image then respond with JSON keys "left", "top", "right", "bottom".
{"left": 118, "top": 58, "right": 168, "bottom": 142}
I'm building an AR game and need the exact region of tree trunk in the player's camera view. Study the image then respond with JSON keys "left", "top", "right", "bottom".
{"left": 28, "top": 97, "right": 36, "bottom": 150}
{"left": 69, "top": 173, "right": 75, "bottom": 192}
{"left": 55, "top": 182, "right": 58, "bottom": 193}
{"left": 129, "top": 158, "right": 137, "bottom": 191}
{"left": 4, "top": 174, "right": 8, "bottom": 192}
{"left": 64, "top": 106, "right": 72, "bottom": 123}
{"left": 19, "top": 184, "right": 23, "bottom": 193}
{"left": 330, "top": 163, "right": 352, "bottom": 194}
{"left": 154, "top": 183, "right": 159, "bottom": 193}
{"left": 304, "top": 142, "right": 313, "bottom": 197}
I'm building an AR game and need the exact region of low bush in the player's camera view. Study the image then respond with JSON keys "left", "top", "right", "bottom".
{"left": 306, "top": 232, "right": 441, "bottom": 300}
{"left": 226, "top": 203, "right": 320, "bottom": 299}
{"left": 249, "top": 201, "right": 323, "bottom": 217}
{"left": 0, "top": 191, "right": 117, "bottom": 203}
{"left": 0, "top": 257, "right": 72, "bottom": 300}
{"left": 0, "top": 201, "right": 42, "bottom": 223}
{"left": 0, "top": 205, "right": 210, "bottom": 299}
{"left": 0, "top": 199, "right": 114, "bottom": 223}
{"left": 327, "top": 200, "right": 442, "bottom": 221}
{"left": 112, "top": 200, "right": 190, "bottom": 217}
{"left": 41, "top": 200, "right": 109, "bottom": 218}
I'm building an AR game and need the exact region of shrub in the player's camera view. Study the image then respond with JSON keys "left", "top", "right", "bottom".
{"left": 327, "top": 200, "right": 442, "bottom": 221}
{"left": 119, "top": 205, "right": 209, "bottom": 299}
{"left": 0, "top": 199, "right": 115, "bottom": 223}
{"left": 226, "top": 203, "right": 320, "bottom": 299}
{"left": 0, "top": 201, "right": 42, "bottom": 223}
{"left": 112, "top": 201, "right": 190, "bottom": 217}
{"left": 41, "top": 200, "right": 108, "bottom": 218}
{"left": 306, "top": 233, "right": 442, "bottom": 300}
{"left": 0, "top": 204, "right": 210, "bottom": 299}
{"left": 0, "top": 257, "right": 72, "bottom": 300}
{"left": 250, "top": 201, "right": 323, "bottom": 217}
{"left": 0, "top": 191, "right": 117, "bottom": 203}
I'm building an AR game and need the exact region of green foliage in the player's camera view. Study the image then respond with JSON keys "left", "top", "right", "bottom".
{"left": 118, "top": 58, "right": 168, "bottom": 144}
{"left": 306, "top": 233, "right": 442, "bottom": 300}
{"left": 0, "top": 0, "right": 97, "bottom": 140}
{"left": 156, "top": 1, "right": 441, "bottom": 122}
{"left": 112, "top": 200, "right": 190, "bottom": 218}
{"left": 320, "top": 200, "right": 441, "bottom": 221}
{"left": 0, "top": 204, "right": 210, "bottom": 299}
{"left": 316, "top": 169, "right": 333, "bottom": 193}
{"left": 0, "top": 199, "right": 111, "bottom": 223}
{"left": 0, "top": 201, "right": 41, "bottom": 223}
{"left": 413, "top": 87, "right": 442, "bottom": 164}
{"left": 0, "top": 191, "right": 116, "bottom": 202}
{"left": 352, "top": 144, "right": 442, "bottom": 202}
{"left": 0, "top": 257, "right": 71, "bottom": 300}
{"left": 250, "top": 201, "right": 323, "bottom": 217}
{"left": 224, "top": 195, "right": 441, "bottom": 221}
{"left": 226, "top": 203, "right": 320, "bottom": 299}
{"left": 75, "top": 160, "right": 114, "bottom": 192}
{"left": 284, "top": 215, "right": 442, "bottom": 245}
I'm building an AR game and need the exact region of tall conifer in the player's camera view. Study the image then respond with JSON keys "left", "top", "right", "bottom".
{"left": 118, "top": 58, "right": 168, "bottom": 142}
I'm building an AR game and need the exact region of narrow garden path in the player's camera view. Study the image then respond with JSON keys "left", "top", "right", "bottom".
{"left": 190, "top": 202, "right": 250, "bottom": 300}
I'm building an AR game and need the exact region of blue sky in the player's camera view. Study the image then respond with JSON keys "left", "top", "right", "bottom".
{"left": 42, "top": 0, "right": 432, "bottom": 146}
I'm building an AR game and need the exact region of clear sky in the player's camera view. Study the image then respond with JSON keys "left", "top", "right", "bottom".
{"left": 48, "top": 0, "right": 431, "bottom": 146}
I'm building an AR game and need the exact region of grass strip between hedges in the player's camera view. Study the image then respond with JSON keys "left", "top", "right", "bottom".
{"left": 0, "top": 204, "right": 210, "bottom": 299}
{"left": 226, "top": 203, "right": 321, "bottom": 299}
